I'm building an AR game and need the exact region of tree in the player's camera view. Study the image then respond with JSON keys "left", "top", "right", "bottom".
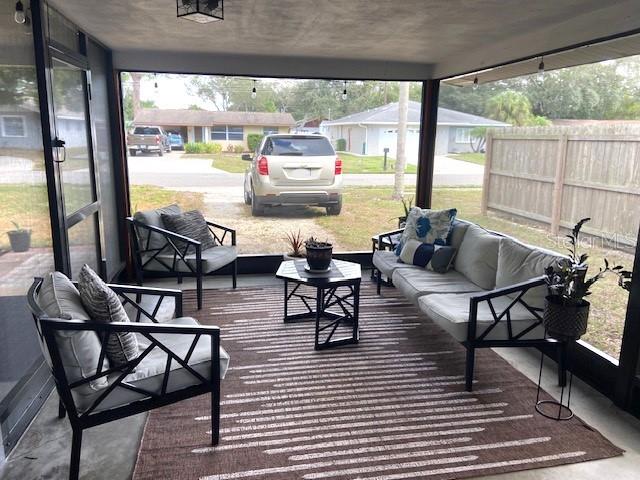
{"left": 485, "top": 90, "right": 550, "bottom": 126}
{"left": 393, "top": 82, "right": 410, "bottom": 200}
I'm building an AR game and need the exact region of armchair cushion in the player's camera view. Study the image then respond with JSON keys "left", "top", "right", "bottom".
{"left": 78, "top": 265, "right": 139, "bottom": 368}
{"left": 37, "top": 272, "right": 109, "bottom": 393}
{"left": 454, "top": 223, "right": 500, "bottom": 290}
{"left": 496, "top": 237, "right": 564, "bottom": 309}
{"left": 418, "top": 292, "right": 544, "bottom": 342}
{"left": 161, "top": 210, "right": 216, "bottom": 251}
{"left": 73, "top": 317, "right": 230, "bottom": 413}
{"left": 133, "top": 203, "right": 181, "bottom": 251}
{"left": 153, "top": 245, "right": 237, "bottom": 274}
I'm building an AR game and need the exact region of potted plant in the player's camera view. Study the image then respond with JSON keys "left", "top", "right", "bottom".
{"left": 398, "top": 196, "right": 413, "bottom": 228}
{"left": 543, "top": 218, "right": 631, "bottom": 340}
{"left": 283, "top": 230, "right": 305, "bottom": 261}
{"left": 7, "top": 221, "right": 31, "bottom": 253}
{"left": 304, "top": 237, "right": 333, "bottom": 271}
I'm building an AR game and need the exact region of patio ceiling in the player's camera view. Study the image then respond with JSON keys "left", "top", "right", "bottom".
{"left": 48, "top": 0, "right": 640, "bottom": 79}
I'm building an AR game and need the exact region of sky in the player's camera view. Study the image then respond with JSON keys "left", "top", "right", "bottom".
{"left": 138, "top": 75, "right": 217, "bottom": 110}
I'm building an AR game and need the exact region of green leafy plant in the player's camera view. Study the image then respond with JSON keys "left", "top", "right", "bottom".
{"left": 284, "top": 230, "right": 305, "bottom": 257}
{"left": 10, "top": 221, "right": 29, "bottom": 232}
{"left": 304, "top": 236, "right": 332, "bottom": 249}
{"left": 336, "top": 138, "right": 347, "bottom": 151}
{"left": 544, "top": 217, "right": 632, "bottom": 306}
{"left": 247, "top": 134, "right": 264, "bottom": 152}
{"left": 401, "top": 196, "right": 414, "bottom": 217}
{"left": 233, "top": 144, "right": 245, "bottom": 154}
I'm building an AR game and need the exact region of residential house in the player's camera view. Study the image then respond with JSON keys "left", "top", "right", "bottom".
{"left": 321, "top": 101, "right": 508, "bottom": 160}
{"left": 132, "top": 109, "right": 295, "bottom": 150}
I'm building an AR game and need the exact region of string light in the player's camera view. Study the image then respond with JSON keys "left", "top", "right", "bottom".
{"left": 342, "top": 80, "right": 347, "bottom": 100}
{"left": 537, "top": 56, "right": 545, "bottom": 80}
{"left": 473, "top": 76, "right": 479, "bottom": 90}
{"left": 14, "top": 1, "right": 26, "bottom": 24}
{"left": 251, "top": 79, "right": 257, "bottom": 99}
{"left": 154, "top": 73, "right": 159, "bottom": 95}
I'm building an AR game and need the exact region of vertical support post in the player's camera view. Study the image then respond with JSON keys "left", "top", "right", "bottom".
{"left": 550, "top": 134, "right": 569, "bottom": 235}
{"left": 415, "top": 79, "right": 440, "bottom": 209}
{"left": 614, "top": 223, "right": 640, "bottom": 409}
{"left": 480, "top": 131, "right": 494, "bottom": 215}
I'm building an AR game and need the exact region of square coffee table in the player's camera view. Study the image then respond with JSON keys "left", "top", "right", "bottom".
{"left": 276, "top": 259, "right": 361, "bottom": 350}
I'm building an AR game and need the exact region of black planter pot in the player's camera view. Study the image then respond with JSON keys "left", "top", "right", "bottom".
{"left": 305, "top": 245, "right": 333, "bottom": 271}
{"left": 7, "top": 230, "right": 31, "bottom": 253}
{"left": 543, "top": 296, "right": 590, "bottom": 341}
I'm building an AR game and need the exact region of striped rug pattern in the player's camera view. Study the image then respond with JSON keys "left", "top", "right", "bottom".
{"left": 133, "top": 283, "right": 622, "bottom": 479}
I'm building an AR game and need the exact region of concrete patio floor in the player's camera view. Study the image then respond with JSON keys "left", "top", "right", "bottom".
{"left": 2, "top": 273, "right": 639, "bottom": 480}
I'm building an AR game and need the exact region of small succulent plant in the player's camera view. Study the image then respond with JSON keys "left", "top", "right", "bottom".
{"left": 304, "top": 237, "right": 332, "bottom": 249}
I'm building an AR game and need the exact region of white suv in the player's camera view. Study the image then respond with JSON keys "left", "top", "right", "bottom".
{"left": 243, "top": 134, "right": 343, "bottom": 216}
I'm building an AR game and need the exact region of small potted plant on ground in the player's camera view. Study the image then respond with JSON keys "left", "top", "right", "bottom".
{"left": 304, "top": 237, "right": 333, "bottom": 271}
{"left": 7, "top": 221, "right": 32, "bottom": 253}
{"left": 283, "top": 230, "right": 305, "bottom": 261}
{"left": 543, "top": 218, "right": 631, "bottom": 340}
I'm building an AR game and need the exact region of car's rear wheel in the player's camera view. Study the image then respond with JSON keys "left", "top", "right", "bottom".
{"left": 129, "top": 149, "right": 136, "bottom": 156}
{"left": 244, "top": 188, "right": 252, "bottom": 205}
{"left": 326, "top": 198, "right": 342, "bottom": 215}
{"left": 158, "top": 148, "right": 164, "bottom": 157}
{"left": 251, "top": 189, "right": 264, "bottom": 216}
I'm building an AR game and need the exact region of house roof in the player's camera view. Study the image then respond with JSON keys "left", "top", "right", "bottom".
{"left": 132, "top": 109, "right": 296, "bottom": 127}
{"left": 322, "top": 102, "right": 509, "bottom": 127}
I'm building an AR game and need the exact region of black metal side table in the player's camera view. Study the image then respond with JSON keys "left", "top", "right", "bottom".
{"left": 535, "top": 338, "right": 574, "bottom": 421}
{"left": 276, "top": 259, "right": 361, "bottom": 350}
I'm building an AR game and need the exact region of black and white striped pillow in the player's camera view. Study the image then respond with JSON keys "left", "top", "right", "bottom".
{"left": 77, "top": 265, "right": 139, "bottom": 368}
{"left": 161, "top": 210, "right": 216, "bottom": 252}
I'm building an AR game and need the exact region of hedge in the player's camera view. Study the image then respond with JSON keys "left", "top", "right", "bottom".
{"left": 336, "top": 138, "right": 347, "bottom": 151}
{"left": 247, "top": 134, "right": 264, "bottom": 152}
{"left": 184, "top": 142, "right": 223, "bottom": 154}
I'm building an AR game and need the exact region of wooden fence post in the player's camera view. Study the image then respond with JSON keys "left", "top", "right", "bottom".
{"left": 480, "top": 131, "right": 494, "bottom": 216}
{"left": 550, "top": 134, "right": 569, "bottom": 235}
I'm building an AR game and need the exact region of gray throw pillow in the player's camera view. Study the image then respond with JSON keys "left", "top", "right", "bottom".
{"left": 77, "top": 265, "right": 139, "bottom": 369}
{"left": 426, "top": 246, "right": 457, "bottom": 273}
{"left": 133, "top": 204, "right": 182, "bottom": 252}
{"left": 37, "top": 272, "right": 109, "bottom": 392}
{"left": 161, "top": 210, "right": 216, "bottom": 251}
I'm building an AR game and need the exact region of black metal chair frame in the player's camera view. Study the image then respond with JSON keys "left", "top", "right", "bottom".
{"left": 27, "top": 279, "right": 221, "bottom": 480}
{"left": 127, "top": 216, "right": 237, "bottom": 309}
{"left": 372, "top": 228, "right": 404, "bottom": 294}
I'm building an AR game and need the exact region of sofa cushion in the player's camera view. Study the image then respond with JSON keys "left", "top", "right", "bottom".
{"left": 418, "top": 292, "right": 545, "bottom": 342}
{"left": 454, "top": 223, "right": 500, "bottom": 290}
{"left": 78, "top": 265, "right": 139, "bottom": 368}
{"left": 392, "top": 267, "right": 483, "bottom": 305}
{"left": 72, "top": 317, "right": 230, "bottom": 413}
{"left": 133, "top": 203, "right": 181, "bottom": 252}
{"left": 396, "top": 207, "right": 457, "bottom": 254}
{"left": 372, "top": 250, "right": 415, "bottom": 278}
{"left": 161, "top": 210, "right": 216, "bottom": 251}
{"left": 496, "top": 237, "right": 564, "bottom": 310}
{"left": 37, "top": 272, "right": 109, "bottom": 393}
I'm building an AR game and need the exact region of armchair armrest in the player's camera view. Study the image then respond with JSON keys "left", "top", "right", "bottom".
{"left": 108, "top": 284, "right": 184, "bottom": 319}
{"left": 376, "top": 228, "right": 404, "bottom": 252}
{"left": 206, "top": 221, "right": 236, "bottom": 246}
{"left": 127, "top": 217, "right": 202, "bottom": 248}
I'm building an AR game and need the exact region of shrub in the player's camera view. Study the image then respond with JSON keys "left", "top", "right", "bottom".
{"left": 184, "top": 142, "right": 223, "bottom": 154}
{"left": 233, "top": 144, "right": 245, "bottom": 154}
{"left": 210, "top": 142, "right": 223, "bottom": 154}
{"left": 226, "top": 143, "right": 235, "bottom": 153}
{"left": 247, "top": 134, "right": 264, "bottom": 152}
{"left": 336, "top": 138, "right": 347, "bottom": 151}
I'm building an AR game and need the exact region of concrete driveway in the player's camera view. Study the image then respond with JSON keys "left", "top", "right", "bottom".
{"left": 127, "top": 152, "right": 483, "bottom": 188}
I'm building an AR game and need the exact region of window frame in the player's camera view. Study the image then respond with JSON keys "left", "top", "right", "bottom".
{"left": 263, "top": 126, "right": 279, "bottom": 135}
{"left": 211, "top": 125, "right": 226, "bottom": 140}
{"left": 1, "top": 115, "right": 27, "bottom": 138}
{"left": 455, "top": 127, "right": 471, "bottom": 144}
{"left": 227, "top": 125, "right": 244, "bottom": 141}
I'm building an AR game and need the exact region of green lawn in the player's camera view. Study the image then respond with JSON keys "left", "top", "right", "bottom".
{"left": 318, "top": 186, "right": 632, "bottom": 359}
{"left": 191, "top": 152, "right": 417, "bottom": 174}
{"left": 448, "top": 153, "right": 486, "bottom": 166}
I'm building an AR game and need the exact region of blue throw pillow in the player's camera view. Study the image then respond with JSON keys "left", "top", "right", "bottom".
{"left": 396, "top": 207, "right": 457, "bottom": 255}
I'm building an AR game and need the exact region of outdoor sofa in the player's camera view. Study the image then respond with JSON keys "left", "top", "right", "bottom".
{"left": 373, "top": 218, "right": 567, "bottom": 391}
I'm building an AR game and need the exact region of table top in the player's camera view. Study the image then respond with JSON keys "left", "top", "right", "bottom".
{"left": 276, "top": 259, "right": 362, "bottom": 286}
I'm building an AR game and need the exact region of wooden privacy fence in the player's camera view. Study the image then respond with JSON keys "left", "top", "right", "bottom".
{"left": 481, "top": 124, "right": 640, "bottom": 246}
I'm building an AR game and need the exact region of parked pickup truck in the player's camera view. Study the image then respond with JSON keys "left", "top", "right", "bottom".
{"left": 127, "top": 126, "right": 171, "bottom": 156}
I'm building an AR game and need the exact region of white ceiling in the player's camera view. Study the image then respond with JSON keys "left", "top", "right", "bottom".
{"left": 48, "top": 0, "right": 640, "bottom": 80}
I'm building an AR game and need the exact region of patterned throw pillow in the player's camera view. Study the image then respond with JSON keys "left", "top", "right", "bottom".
{"left": 161, "top": 210, "right": 216, "bottom": 251}
{"left": 399, "top": 240, "right": 457, "bottom": 272}
{"left": 395, "top": 207, "right": 457, "bottom": 255}
{"left": 77, "top": 265, "right": 139, "bottom": 369}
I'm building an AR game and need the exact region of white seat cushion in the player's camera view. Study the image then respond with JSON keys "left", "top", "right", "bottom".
{"left": 392, "top": 267, "right": 483, "bottom": 305}
{"left": 72, "top": 317, "right": 230, "bottom": 413}
{"left": 418, "top": 292, "right": 544, "bottom": 342}
{"left": 147, "top": 245, "right": 237, "bottom": 274}
{"left": 372, "top": 250, "right": 415, "bottom": 277}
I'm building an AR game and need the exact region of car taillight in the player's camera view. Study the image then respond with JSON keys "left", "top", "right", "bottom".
{"left": 335, "top": 157, "right": 343, "bottom": 175}
{"left": 257, "top": 155, "right": 269, "bottom": 175}
{"left": 155, "top": 135, "right": 160, "bottom": 144}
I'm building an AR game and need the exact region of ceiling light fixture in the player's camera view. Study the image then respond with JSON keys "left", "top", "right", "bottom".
{"left": 538, "top": 57, "right": 545, "bottom": 80}
{"left": 14, "top": 1, "right": 26, "bottom": 24}
{"left": 177, "top": 0, "right": 224, "bottom": 24}
{"left": 251, "top": 80, "right": 257, "bottom": 99}
{"left": 342, "top": 80, "right": 347, "bottom": 100}
{"left": 473, "top": 77, "right": 479, "bottom": 90}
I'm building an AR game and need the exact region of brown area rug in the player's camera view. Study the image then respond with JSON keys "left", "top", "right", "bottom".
{"left": 133, "top": 282, "right": 622, "bottom": 480}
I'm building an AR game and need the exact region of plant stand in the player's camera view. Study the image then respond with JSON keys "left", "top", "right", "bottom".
{"left": 535, "top": 338, "right": 574, "bottom": 421}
